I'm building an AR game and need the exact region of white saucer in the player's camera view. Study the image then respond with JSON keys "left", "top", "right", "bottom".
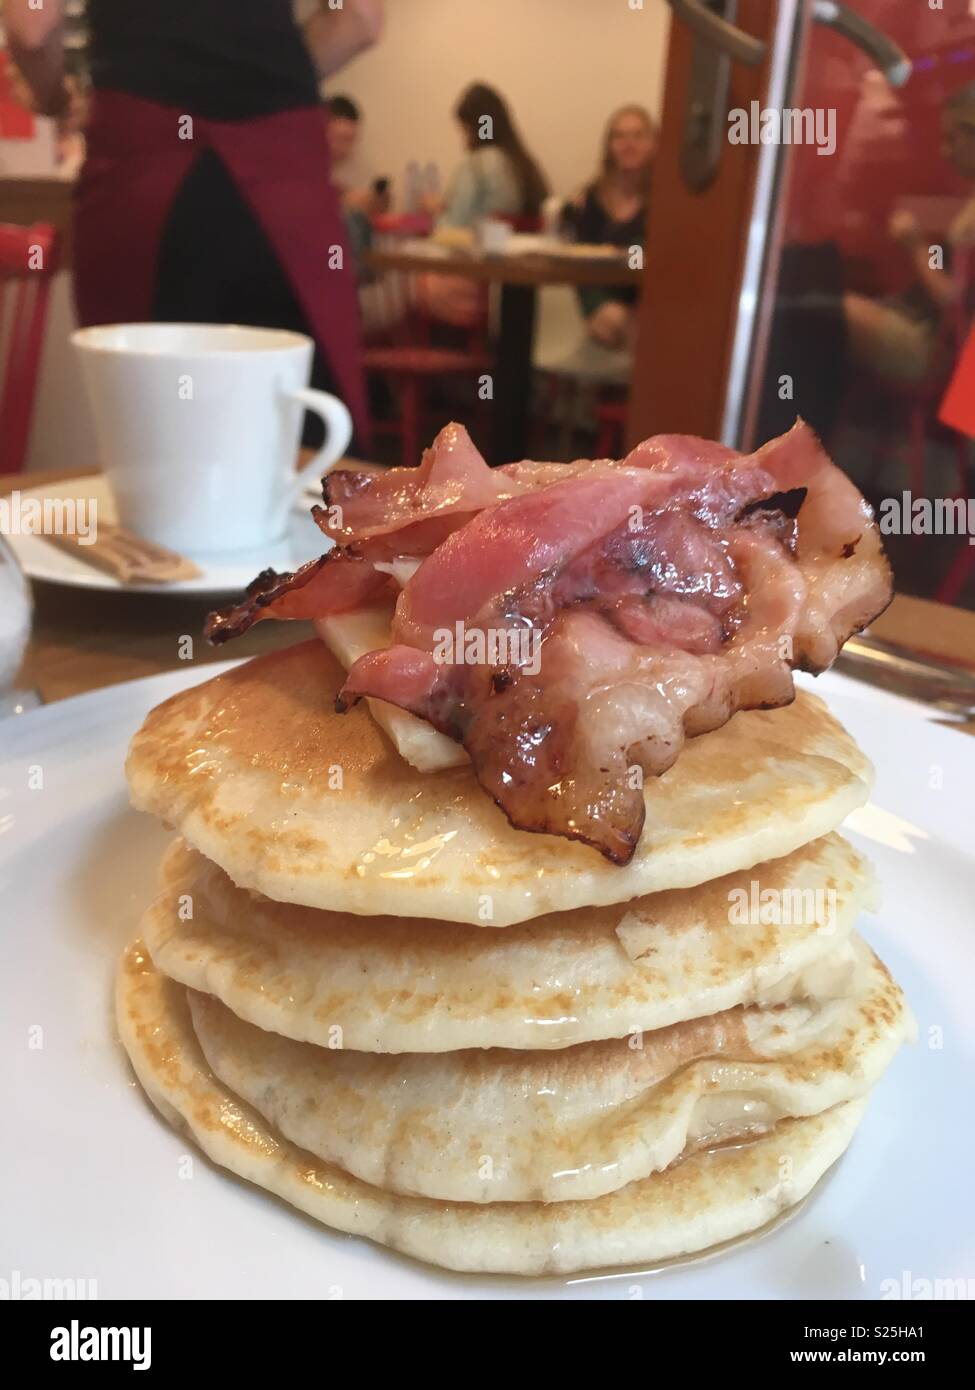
{"left": 4, "top": 475, "right": 328, "bottom": 599}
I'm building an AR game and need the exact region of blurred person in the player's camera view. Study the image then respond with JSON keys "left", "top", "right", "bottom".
{"left": 326, "top": 93, "right": 386, "bottom": 212}
{"left": 758, "top": 81, "right": 975, "bottom": 445}
{"left": 844, "top": 81, "right": 975, "bottom": 385}
{"left": 430, "top": 82, "right": 548, "bottom": 229}
{"left": 561, "top": 104, "right": 657, "bottom": 350}
{"left": 325, "top": 93, "right": 377, "bottom": 276}
{"left": 415, "top": 83, "right": 547, "bottom": 328}
{"left": 5, "top": 0, "right": 384, "bottom": 444}
{"left": 327, "top": 94, "right": 363, "bottom": 186}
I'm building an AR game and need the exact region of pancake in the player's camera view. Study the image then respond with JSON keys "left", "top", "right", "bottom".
{"left": 143, "top": 833, "right": 873, "bottom": 1053}
{"left": 187, "top": 935, "right": 911, "bottom": 1204}
{"left": 117, "top": 940, "right": 868, "bottom": 1276}
{"left": 125, "top": 641, "right": 873, "bottom": 926}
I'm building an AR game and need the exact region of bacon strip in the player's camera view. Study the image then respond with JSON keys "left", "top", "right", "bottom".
{"left": 316, "top": 422, "right": 530, "bottom": 550}
{"left": 207, "top": 419, "right": 892, "bottom": 862}
{"left": 337, "top": 423, "right": 892, "bottom": 862}
{"left": 204, "top": 551, "right": 392, "bottom": 644}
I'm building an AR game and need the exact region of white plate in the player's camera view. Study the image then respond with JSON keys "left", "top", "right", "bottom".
{"left": 497, "top": 235, "right": 630, "bottom": 261}
{"left": 5, "top": 476, "right": 326, "bottom": 599}
{"left": 520, "top": 239, "right": 629, "bottom": 262}
{"left": 1, "top": 665, "right": 973, "bottom": 1300}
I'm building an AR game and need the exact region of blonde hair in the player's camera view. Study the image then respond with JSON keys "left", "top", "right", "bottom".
{"left": 598, "top": 104, "right": 658, "bottom": 199}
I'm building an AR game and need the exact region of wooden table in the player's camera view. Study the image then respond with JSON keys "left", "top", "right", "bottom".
{"left": 4, "top": 462, "right": 338, "bottom": 703}
{"left": 7, "top": 470, "right": 975, "bottom": 727}
{"left": 364, "top": 245, "right": 643, "bottom": 290}
{"left": 364, "top": 242, "right": 642, "bottom": 465}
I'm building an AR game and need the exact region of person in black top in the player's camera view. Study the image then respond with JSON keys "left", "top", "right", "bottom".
{"left": 6, "top": 0, "right": 384, "bottom": 446}
{"left": 84, "top": 0, "right": 324, "bottom": 120}
{"left": 561, "top": 104, "right": 658, "bottom": 350}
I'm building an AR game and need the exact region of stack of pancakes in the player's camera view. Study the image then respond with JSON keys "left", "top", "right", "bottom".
{"left": 119, "top": 641, "right": 912, "bottom": 1276}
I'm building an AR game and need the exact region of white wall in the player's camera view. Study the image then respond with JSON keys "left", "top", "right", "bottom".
{"left": 332, "top": 0, "right": 670, "bottom": 202}
{"left": 28, "top": 275, "right": 98, "bottom": 474}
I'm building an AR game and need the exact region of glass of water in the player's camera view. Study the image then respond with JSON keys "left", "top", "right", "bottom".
{"left": 0, "top": 534, "right": 36, "bottom": 717}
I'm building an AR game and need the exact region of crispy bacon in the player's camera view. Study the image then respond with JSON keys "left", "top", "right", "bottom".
{"left": 753, "top": 429, "right": 890, "bottom": 671}
{"left": 315, "top": 421, "right": 531, "bottom": 553}
{"left": 204, "top": 551, "right": 392, "bottom": 644}
{"left": 207, "top": 419, "right": 892, "bottom": 862}
{"left": 337, "top": 422, "right": 892, "bottom": 862}
{"left": 205, "top": 426, "right": 501, "bottom": 644}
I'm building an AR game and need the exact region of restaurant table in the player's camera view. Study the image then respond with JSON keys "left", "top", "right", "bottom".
{"left": 7, "top": 469, "right": 975, "bottom": 732}
{"left": 363, "top": 242, "right": 642, "bottom": 465}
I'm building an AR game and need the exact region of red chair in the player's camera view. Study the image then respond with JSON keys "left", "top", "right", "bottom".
{"left": 371, "top": 212, "right": 433, "bottom": 238}
{"left": 494, "top": 213, "right": 543, "bottom": 234}
{"left": 365, "top": 336, "right": 492, "bottom": 470}
{"left": 0, "top": 222, "right": 58, "bottom": 474}
{"left": 594, "top": 396, "right": 628, "bottom": 458}
{"left": 362, "top": 227, "right": 491, "bottom": 468}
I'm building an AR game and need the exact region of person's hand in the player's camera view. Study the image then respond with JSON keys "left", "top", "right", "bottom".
{"left": 587, "top": 300, "right": 632, "bottom": 349}
{"left": 50, "top": 77, "right": 88, "bottom": 168}
{"left": 889, "top": 208, "right": 923, "bottom": 248}
{"left": 415, "top": 272, "right": 482, "bottom": 328}
{"left": 304, "top": 0, "right": 383, "bottom": 78}
{"left": 60, "top": 78, "right": 89, "bottom": 133}
{"left": 9, "top": 65, "right": 84, "bottom": 125}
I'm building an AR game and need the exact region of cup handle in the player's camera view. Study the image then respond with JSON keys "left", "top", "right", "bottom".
{"left": 287, "top": 388, "right": 354, "bottom": 499}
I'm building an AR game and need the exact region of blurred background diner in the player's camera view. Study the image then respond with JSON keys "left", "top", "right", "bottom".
{"left": 1, "top": 0, "right": 975, "bottom": 619}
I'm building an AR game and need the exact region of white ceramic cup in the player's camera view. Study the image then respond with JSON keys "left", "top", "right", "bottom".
{"left": 71, "top": 323, "right": 353, "bottom": 555}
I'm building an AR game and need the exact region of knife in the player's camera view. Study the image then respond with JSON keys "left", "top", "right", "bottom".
{"left": 836, "top": 633, "right": 975, "bottom": 719}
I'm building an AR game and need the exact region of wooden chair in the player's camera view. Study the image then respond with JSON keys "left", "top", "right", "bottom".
{"left": 0, "top": 222, "right": 59, "bottom": 474}
{"left": 362, "top": 226, "right": 491, "bottom": 468}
